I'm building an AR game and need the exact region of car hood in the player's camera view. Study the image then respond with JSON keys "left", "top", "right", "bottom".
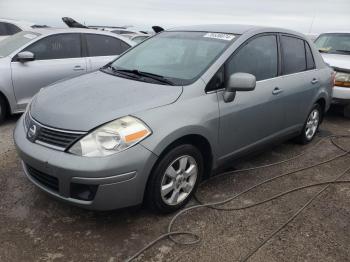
{"left": 321, "top": 53, "right": 350, "bottom": 70}
{"left": 31, "top": 70, "right": 183, "bottom": 131}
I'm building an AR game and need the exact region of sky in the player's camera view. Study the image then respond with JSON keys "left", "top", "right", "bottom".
{"left": 0, "top": 0, "right": 349, "bottom": 34}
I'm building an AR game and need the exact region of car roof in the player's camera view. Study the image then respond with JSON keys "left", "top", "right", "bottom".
{"left": 24, "top": 27, "right": 135, "bottom": 44}
{"left": 168, "top": 24, "right": 304, "bottom": 37}
{"left": 0, "top": 18, "right": 35, "bottom": 29}
{"left": 168, "top": 24, "right": 262, "bottom": 34}
{"left": 318, "top": 31, "right": 350, "bottom": 35}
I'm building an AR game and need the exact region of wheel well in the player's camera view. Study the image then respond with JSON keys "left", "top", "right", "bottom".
{"left": 0, "top": 91, "right": 10, "bottom": 116}
{"left": 155, "top": 134, "right": 213, "bottom": 179}
{"left": 315, "top": 98, "right": 326, "bottom": 121}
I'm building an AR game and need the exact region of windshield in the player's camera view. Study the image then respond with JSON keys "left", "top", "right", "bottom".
{"left": 110, "top": 31, "right": 236, "bottom": 85}
{"left": 315, "top": 33, "right": 350, "bottom": 55}
{"left": 0, "top": 31, "right": 41, "bottom": 57}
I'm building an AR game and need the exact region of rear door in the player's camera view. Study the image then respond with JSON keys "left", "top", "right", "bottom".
{"left": 11, "top": 33, "right": 87, "bottom": 110}
{"left": 217, "top": 34, "right": 286, "bottom": 160}
{"left": 278, "top": 35, "right": 319, "bottom": 129}
{"left": 83, "top": 34, "right": 131, "bottom": 71}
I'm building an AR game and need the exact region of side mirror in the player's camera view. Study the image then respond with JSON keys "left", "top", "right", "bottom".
{"left": 223, "top": 73, "right": 256, "bottom": 102}
{"left": 16, "top": 51, "right": 35, "bottom": 62}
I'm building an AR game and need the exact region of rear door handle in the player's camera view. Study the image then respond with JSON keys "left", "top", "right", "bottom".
{"left": 73, "top": 65, "right": 85, "bottom": 71}
{"left": 272, "top": 87, "right": 283, "bottom": 95}
{"left": 311, "top": 78, "right": 318, "bottom": 84}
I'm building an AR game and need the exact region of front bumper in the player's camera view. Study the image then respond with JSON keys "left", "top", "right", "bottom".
{"left": 14, "top": 115, "right": 158, "bottom": 210}
{"left": 332, "top": 85, "right": 350, "bottom": 104}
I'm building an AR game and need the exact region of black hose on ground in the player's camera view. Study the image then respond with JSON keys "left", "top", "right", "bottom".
{"left": 125, "top": 134, "right": 350, "bottom": 262}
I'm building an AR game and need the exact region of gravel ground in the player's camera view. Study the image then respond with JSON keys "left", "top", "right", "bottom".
{"left": 0, "top": 107, "right": 350, "bottom": 262}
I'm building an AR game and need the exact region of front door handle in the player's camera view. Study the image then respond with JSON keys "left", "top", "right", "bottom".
{"left": 73, "top": 65, "right": 85, "bottom": 71}
{"left": 272, "top": 87, "right": 283, "bottom": 95}
{"left": 311, "top": 78, "right": 318, "bottom": 84}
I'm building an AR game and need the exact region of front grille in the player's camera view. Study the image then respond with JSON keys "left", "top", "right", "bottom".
{"left": 26, "top": 164, "right": 59, "bottom": 192}
{"left": 36, "top": 127, "right": 82, "bottom": 149}
{"left": 25, "top": 112, "right": 86, "bottom": 151}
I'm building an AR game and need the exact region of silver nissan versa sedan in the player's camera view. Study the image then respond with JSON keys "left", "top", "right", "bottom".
{"left": 14, "top": 25, "right": 333, "bottom": 213}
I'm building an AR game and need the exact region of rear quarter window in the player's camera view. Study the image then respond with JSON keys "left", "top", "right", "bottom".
{"left": 305, "top": 42, "right": 315, "bottom": 70}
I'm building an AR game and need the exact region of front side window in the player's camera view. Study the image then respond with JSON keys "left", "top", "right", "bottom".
{"left": 315, "top": 33, "right": 350, "bottom": 55}
{"left": 226, "top": 35, "right": 278, "bottom": 81}
{"left": 85, "top": 34, "right": 130, "bottom": 56}
{"left": 110, "top": 31, "right": 236, "bottom": 85}
{"left": 281, "top": 36, "right": 306, "bottom": 75}
{"left": 24, "top": 33, "right": 81, "bottom": 60}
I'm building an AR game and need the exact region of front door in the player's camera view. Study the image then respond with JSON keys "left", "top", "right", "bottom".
{"left": 217, "top": 34, "right": 285, "bottom": 161}
{"left": 11, "top": 33, "right": 87, "bottom": 110}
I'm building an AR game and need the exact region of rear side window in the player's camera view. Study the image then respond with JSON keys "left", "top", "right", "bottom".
{"left": 281, "top": 36, "right": 306, "bottom": 74}
{"left": 24, "top": 33, "right": 81, "bottom": 60}
{"left": 6, "top": 23, "right": 21, "bottom": 35}
{"left": 0, "top": 22, "right": 8, "bottom": 36}
{"left": 305, "top": 42, "right": 315, "bottom": 70}
{"left": 226, "top": 35, "right": 278, "bottom": 81}
{"left": 85, "top": 34, "right": 130, "bottom": 56}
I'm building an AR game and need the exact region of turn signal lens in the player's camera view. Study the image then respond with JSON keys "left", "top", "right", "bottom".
{"left": 334, "top": 71, "right": 350, "bottom": 87}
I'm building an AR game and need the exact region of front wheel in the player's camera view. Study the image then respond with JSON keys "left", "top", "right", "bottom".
{"left": 146, "top": 144, "right": 203, "bottom": 213}
{"left": 296, "top": 104, "right": 322, "bottom": 144}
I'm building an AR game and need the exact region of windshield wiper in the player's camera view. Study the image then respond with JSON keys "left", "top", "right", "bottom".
{"left": 100, "top": 64, "right": 140, "bottom": 80}
{"left": 115, "top": 69, "right": 174, "bottom": 85}
{"left": 318, "top": 49, "right": 329, "bottom": 53}
{"left": 336, "top": 49, "right": 350, "bottom": 54}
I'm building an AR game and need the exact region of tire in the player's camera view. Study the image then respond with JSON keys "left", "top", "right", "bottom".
{"left": 296, "top": 104, "right": 322, "bottom": 144}
{"left": 344, "top": 104, "right": 350, "bottom": 119}
{"left": 0, "top": 95, "right": 7, "bottom": 124}
{"left": 146, "top": 144, "right": 204, "bottom": 213}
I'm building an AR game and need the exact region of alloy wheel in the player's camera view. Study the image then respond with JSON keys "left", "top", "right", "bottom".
{"left": 305, "top": 109, "right": 320, "bottom": 140}
{"left": 160, "top": 155, "right": 198, "bottom": 206}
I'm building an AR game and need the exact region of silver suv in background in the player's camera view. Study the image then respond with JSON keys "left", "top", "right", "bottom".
{"left": 15, "top": 25, "right": 333, "bottom": 213}
{"left": 0, "top": 28, "right": 134, "bottom": 122}
{"left": 315, "top": 32, "right": 350, "bottom": 116}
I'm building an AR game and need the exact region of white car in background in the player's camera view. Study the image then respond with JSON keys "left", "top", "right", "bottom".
{"left": 0, "top": 28, "right": 134, "bottom": 122}
{"left": 315, "top": 32, "right": 350, "bottom": 117}
{"left": 0, "top": 19, "right": 47, "bottom": 41}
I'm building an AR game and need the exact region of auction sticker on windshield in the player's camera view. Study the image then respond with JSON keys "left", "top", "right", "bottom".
{"left": 204, "top": 33, "right": 235, "bottom": 41}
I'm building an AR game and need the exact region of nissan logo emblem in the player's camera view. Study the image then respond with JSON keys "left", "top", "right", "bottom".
{"left": 28, "top": 124, "right": 37, "bottom": 138}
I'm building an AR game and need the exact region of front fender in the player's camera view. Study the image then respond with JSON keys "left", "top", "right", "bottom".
{"left": 136, "top": 92, "right": 220, "bottom": 168}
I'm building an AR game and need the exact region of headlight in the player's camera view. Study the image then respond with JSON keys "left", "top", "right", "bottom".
{"left": 69, "top": 116, "right": 152, "bottom": 157}
{"left": 335, "top": 71, "right": 350, "bottom": 87}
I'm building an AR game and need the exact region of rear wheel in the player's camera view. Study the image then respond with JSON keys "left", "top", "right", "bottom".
{"left": 296, "top": 104, "right": 322, "bottom": 144}
{"left": 146, "top": 144, "right": 203, "bottom": 213}
{"left": 0, "top": 95, "right": 7, "bottom": 124}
